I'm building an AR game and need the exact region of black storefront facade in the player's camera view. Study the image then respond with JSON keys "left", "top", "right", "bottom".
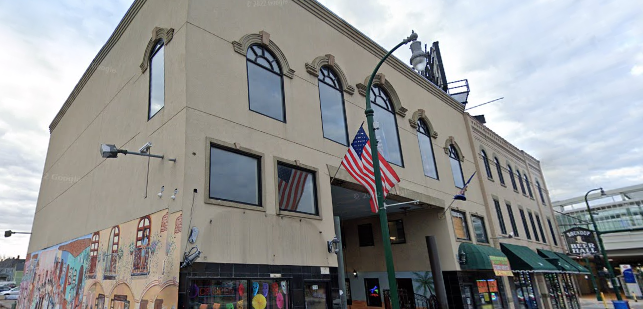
{"left": 178, "top": 262, "right": 341, "bottom": 309}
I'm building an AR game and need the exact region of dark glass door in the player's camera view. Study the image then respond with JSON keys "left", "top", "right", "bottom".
{"left": 304, "top": 282, "right": 329, "bottom": 309}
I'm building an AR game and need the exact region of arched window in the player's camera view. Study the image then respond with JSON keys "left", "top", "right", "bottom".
{"left": 88, "top": 232, "right": 99, "bottom": 276}
{"left": 371, "top": 85, "right": 403, "bottom": 166}
{"left": 524, "top": 174, "right": 534, "bottom": 198}
{"left": 136, "top": 216, "right": 151, "bottom": 247}
{"left": 417, "top": 119, "right": 438, "bottom": 179}
{"left": 508, "top": 164, "right": 518, "bottom": 191}
{"left": 448, "top": 145, "right": 465, "bottom": 188}
{"left": 318, "top": 66, "right": 348, "bottom": 145}
{"left": 148, "top": 40, "right": 165, "bottom": 119}
{"left": 494, "top": 157, "right": 505, "bottom": 185}
{"left": 517, "top": 170, "right": 526, "bottom": 195}
{"left": 110, "top": 226, "right": 120, "bottom": 253}
{"left": 133, "top": 216, "right": 152, "bottom": 275}
{"left": 246, "top": 45, "right": 285, "bottom": 122}
{"left": 105, "top": 226, "right": 119, "bottom": 279}
{"left": 481, "top": 150, "right": 493, "bottom": 179}
{"left": 536, "top": 180, "right": 547, "bottom": 204}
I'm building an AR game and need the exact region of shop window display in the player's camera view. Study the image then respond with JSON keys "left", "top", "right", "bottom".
{"left": 187, "top": 279, "right": 290, "bottom": 309}
{"left": 513, "top": 272, "right": 538, "bottom": 309}
{"left": 544, "top": 274, "right": 566, "bottom": 309}
{"left": 475, "top": 278, "right": 504, "bottom": 309}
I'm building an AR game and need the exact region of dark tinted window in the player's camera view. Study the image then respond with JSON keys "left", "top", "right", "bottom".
{"left": 417, "top": 119, "right": 438, "bottom": 179}
{"left": 318, "top": 67, "right": 348, "bottom": 145}
{"left": 508, "top": 164, "right": 518, "bottom": 191}
{"left": 537, "top": 181, "right": 547, "bottom": 205}
{"left": 494, "top": 199, "right": 507, "bottom": 235}
{"left": 517, "top": 170, "right": 526, "bottom": 195}
{"left": 358, "top": 224, "right": 374, "bottom": 247}
{"left": 449, "top": 145, "right": 465, "bottom": 188}
{"left": 277, "top": 163, "right": 317, "bottom": 215}
{"left": 506, "top": 203, "right": 519, "bottom": 237}
{"left": 528, "top": 211, "right": 540, "bottom": 241}
{"left": 472, "top": 216, "right": 489, "bottom": 243}
{"left": 371, "top": 86, "right": 403, "bottom": 166}
{"left": 547, "top": 219, "right": 559, "bottom": 246}
{"left": 495, "top": 157, "right": 505, "bottom": 185}
{"left": 246, "top": 45, "right": 285, "bottom": 121}
{"left": 519, "top": 209, "right": 531, "bottom": 239}
{"left": 388, "top": 220, "right": 406, "bottom": 244}
{"left": 536, "top": 215, "right": 547, "bottom": 243}
{"left": 209, "top": 146, "right": 261, "bottom": 206}
{"left": 481, "top": 150, "right": 493, "bottom": 179}
{"left": 149, "top": 40, "right": 164, "bottom": 119}
{"left": 525, "top": 175, "right": 534, "bottom": 198}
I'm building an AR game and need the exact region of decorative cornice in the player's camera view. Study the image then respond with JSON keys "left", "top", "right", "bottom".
{"left": 49, "top": 0, "right": 148, "bottom": 133}
{"left": 356, "top": 73, "right": 407, "bottom": 117}
{"left": 408, "top": 109, "right": 438, "bottom": 139}
{"left": 232, "top": 31, "right": 295, "bottom": 79}
{"left": 305, "top": 54, "right": 355, "bottom": 95}
{"left": 291, "top": 0, "right": 465, "bottom": 114}
{"left": 140, "top": 27, "right": 174, "bottom": 73}
{"left": 444, "top": 136, "right": 464, "bottom": 162}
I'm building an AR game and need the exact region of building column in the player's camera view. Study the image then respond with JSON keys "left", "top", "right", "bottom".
{"left": 425, "top": 236, "right": 448, "bottom": 309}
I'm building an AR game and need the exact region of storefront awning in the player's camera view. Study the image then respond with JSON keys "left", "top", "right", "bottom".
{"left": 458, "top": 243, "right": 513, "bottom": 276}
{"left": 537, "top": 249, "right": 577, "bottom": 273}
{"left": 500, "top": 243, "right": 559, "bottom": 272}
{"left": 554, "top": 252, "right": 590, "bottom": 274}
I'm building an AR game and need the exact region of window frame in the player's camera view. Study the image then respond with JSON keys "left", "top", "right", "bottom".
{"left": 370, "top": 85, "right": 404, "bottom": 167}
{"left": 205, "top": 139, "right": 265, "bottom": 211}
{"left": 449, "top": 145, "right": 465, "bottom": 189}
{"left": 388, "top": 219, "right": 407, "bottom": 244}
{"left": 494, "top": 199, "right": 507, "bottom": 235}
{"left": 494, "top": 157, "right": 505, "bottom": 185}
{"left": 547, "top": 218, "right": 559, "bottom": 246}
{"left": 274, "top": 160, "right": 320, "bottom": 218}
{"left": 481, "top": 150, "right": 493, "bottom": 180}
{"left": 519, "top": 208, "right": 531, "bottom": 240}
{"left": 417, "top": 119, "right": 439, "bottom": 179}
{"left": 517, "top": 170, "right": 527, "bottom": 195}
{"left": 136, "top": 216, "right": 152, "bottom": 248}
{"left": 317, "top": 66, "right": 349, "bottom": 146}
{"left": 246, "top": 44, "right": 286, "bottom": 122}
{"left": 527, "top": 211, "right": 540, "bottom": 242}
{"left": 536, "top": 180, "right": 547, "bottom": 205}
{"left": 508, "top": 164, "right": 518, "bottom": 191}
{"left": 358, "top": 223, "right": 375, "bottom": 247}
{"left": 524, "top": 174, "right": 534, "bottom": 198}
{"left": 506, "top": 203, "right": 519, "bottom": 237}
{"left": 536, "top": 214, "right": 547, "bottom": 244}
{"left": 471, "top": 215, "right": 489, "bottom": 243}
{"left": 451, "top": 210, "right": 471, "bottom": 241}
{"left": 148, "top": 39, "right": 165, "bottom": 120}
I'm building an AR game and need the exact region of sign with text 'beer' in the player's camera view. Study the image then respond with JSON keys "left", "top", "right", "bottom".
{"left": 564, "top": 227, "right": 598, "bottom": 255}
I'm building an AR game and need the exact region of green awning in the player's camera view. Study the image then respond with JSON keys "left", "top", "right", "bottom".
{"left": 554, "top": 252, "right": 590, "bottom": 274}
{"left": 537, "top": 249, "right": 576, "bottom": 273}
{"left": 458, "top": 243, "right": 507, "bottom": 270}
{"left": 500, "top": 243, "right": 559, "bottom": 272}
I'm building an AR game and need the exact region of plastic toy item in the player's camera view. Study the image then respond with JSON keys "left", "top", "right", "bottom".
{"left": 262, "top": 283, "right": 269, "bottom": 297}
{"left": 281, "top": 281, "right": 287, "bottom": 294}
{"left": 276, "top": 293, "right": 284, "bottom": 309}
{"left": 252, "top": 294, "right": 267, "bottom": 309}
{"left": 212, "top": 303, "right": 221, "bottom": 309}
{"left": 239, "top": 284, "right": 245, "bottom": 296}
{"left": 252, "top": 282, "right": 259, "bottom": 296}
{"left": 237, "top": 300, "right": 244, "bottom": 309}
{"left": 271, "top": 282, "right": 279, "bottom": 296}
{"left": 226, "top": 303, "right": 235, "bottom": 309}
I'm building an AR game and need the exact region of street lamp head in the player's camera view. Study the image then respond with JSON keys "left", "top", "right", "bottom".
{"left": 600, "top": 188, "right": 606, "bottom": 196}
{"left": 100, "top": 144, "right": 119, "bottom": 158}
{"left": 4, "top": 230, "right": 12, "bottom": 237}
{"left": 409, "top": 41, "right": 428, "bottom": 72}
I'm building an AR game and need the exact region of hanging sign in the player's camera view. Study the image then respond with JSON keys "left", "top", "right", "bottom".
{"left": 563, "top": 227, "right": 598, "bottom": 255}
{"left": 490, "top": 256, "right": 513, "bottom": 276}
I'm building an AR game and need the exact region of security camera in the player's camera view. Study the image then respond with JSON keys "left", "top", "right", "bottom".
{"left": 139, "top": 142, "right": 152, "bottom": 153}
{"left": 507, "top": 232, "right": 514, "bottom": 238}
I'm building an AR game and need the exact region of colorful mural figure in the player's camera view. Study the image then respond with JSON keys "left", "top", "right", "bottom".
{"left": 18, "top": 210, "right": 182, "bottom": 309}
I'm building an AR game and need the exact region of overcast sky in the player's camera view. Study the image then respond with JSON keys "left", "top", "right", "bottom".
{"left": 0, "top": 0, "right": 641, "bottom": 257}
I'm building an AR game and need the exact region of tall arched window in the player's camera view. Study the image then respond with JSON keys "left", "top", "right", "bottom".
{"left": 417, "top": 119, "right": 438, "bottom": 179}
{"left": 481, "top": 150, "right": 493, "bottom": 179}
{"left": 105, "top": 226, "right": 119, "bottom": 279}
{"left": 494, "top": 157, "right": 505, "bottom": 185}
{"left": 148, "top": 40, "right": 165, "bottom": 119}
{"left": 448, "top": 145, "right": 465, "bottom": 188}
{"left": 318, "top": 66, "right": 348, "bottom": 145}
{"left": 136, "top": 216, "right": 151, "bottom": 247}
{"left": 517, "top": 170, "right": 526, "bottom": 195}
{"left": 133, "top": 216, "right": 152, "bottom": 274}
{"left": 524, "top": 174, "right": 534, "bottom": 198}
{"left": 371, "top": 85, "right": 403, "bottom": 166}
{"left": 536, "top": 180, "right": 547, "bottom": 204}
{"left": 246, "top": 45, "right": 285, "bottom": 121}
{"left": 508, "top": 164, "right": 518, "bottom": 191}
{"left": 88, "top": 232, "right": 99, "bottom": 276}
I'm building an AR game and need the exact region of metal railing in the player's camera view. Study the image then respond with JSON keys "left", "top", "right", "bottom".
{"left": 103, "top": 253, "right": 118, "bottom": 279}
{"left": 132, "top": 246, "right": 151, "bottom": 275}
{"left": 384, "top": 290, "right": 439, "bottom": 309}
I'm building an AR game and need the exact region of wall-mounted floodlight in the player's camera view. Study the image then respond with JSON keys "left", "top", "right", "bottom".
{"left": 4, "top": 230, "right": 31, "bottom": 238}
{"left": 100, "top": 143, "right": 175, "bottom": 162}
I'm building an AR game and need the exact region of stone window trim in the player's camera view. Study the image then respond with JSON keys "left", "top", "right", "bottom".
{"left": 232, "top": 31, "right": 295, "bottom": 79}
{"left": 305, "top": 54, "right": 355, "bottom": 95}
{"left": 356, "top": 73, "right": 407, "bottom": 117}
{"left": 443, "top": 136, "right": 465, "bottom": 161}
{"left": 408, "top": 109, "right": 438, "bottom": 138}
{"left": 140, "top": 27, "right": 174, "bottom": 73}
{"left": 273, "top": 156, "right": 322, "bottom": 221}
{"left": 204, "top": 138, "right": 267, "bottom": 212}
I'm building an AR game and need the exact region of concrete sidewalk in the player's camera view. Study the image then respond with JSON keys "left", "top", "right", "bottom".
{"left": 579, "top": 294, "right": 643, "bottom": 309}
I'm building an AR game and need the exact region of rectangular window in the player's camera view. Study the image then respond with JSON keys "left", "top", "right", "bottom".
{"left": 358, "top": 224, "right": 374, "bottom": 247}
{"left": 528, "top": 211, "right": 540, "bottom": 242}
{"left": 506, "top": 203, "right": 519, "bottom": 237}
{"left": 277, "top": 163, "right": 318, "bottom": 215}
{"left": 471, "top": 215, "right": 489, "bottom": 243}
{"left": 451, "top": 210, "right": 470, "bottom": 240}
{"left": 247, "top": 61, "right": 285, "bottom": 122}
{"left": 519, "top": 209, "right": 531, "bottom": 240}
{"left": 319, "top": 81, "right": 348, "bottom": 145}
{"left": 547, "top": 218, "right": 559, "bottom": 246}
{"left": 536, "top": 215, "right": 547, "bottom": 243}
{"left": 494, "top": 199, "right": 507, "bottom": 235}
{"left": 388, "top": 220, "right": 406, "bottom": 244}
{"left": 364, "top": 278, "right": 382, "bottom": 307}
{"left": 149, "top": 43, "right": 165, "bottom": 119}
{"left": 209, "top": 145, "right": 261, "bottom": 206}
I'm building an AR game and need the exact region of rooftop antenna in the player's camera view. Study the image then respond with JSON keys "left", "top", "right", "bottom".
{"left": 464, "top": 97, "right": 504, "bottom": 111}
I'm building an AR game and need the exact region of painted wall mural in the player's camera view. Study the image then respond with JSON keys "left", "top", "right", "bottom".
{"left": 18, "top": 210, "right": 182, "bottom": 309}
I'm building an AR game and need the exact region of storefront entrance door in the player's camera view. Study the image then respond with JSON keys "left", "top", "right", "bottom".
{"left": 304, "top": 282, "right": 329, "bottom": 309}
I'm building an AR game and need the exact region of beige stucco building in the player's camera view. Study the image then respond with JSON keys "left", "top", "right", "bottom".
{"left": 21, "top": 1, "right": 582, "bottom": 309}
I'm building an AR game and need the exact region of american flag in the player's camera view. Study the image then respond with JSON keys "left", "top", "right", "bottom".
{"left": 342, "top": 126, "right": 400, "bottom": 213}
{"left": 278, "top": 165, "right": 309, "bottom": 211}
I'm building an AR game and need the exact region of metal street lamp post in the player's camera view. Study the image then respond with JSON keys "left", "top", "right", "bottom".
{"left": 585, "top": 187, "right": 622, "bottom": 301}
{"left": 365, "top": 30, "right": 423, "bottom": 309}
{"left": 583, "top": 255, "right": 601, "bottom": 301}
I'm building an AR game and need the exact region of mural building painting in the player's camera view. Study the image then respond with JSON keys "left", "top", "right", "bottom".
{"left": 17, "top": 210, "right": 182, "bottom": 309}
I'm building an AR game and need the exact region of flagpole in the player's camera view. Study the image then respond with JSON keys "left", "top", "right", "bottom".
{"left": 364, "top": 31, "right": 418, "bottom": 309}
{"left": 330, "top": 122, "right": 365, "bottom": 185}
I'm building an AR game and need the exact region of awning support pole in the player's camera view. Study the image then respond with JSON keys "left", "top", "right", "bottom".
{"left": 426, "top": 236, "right": 448, "bottom": 309}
